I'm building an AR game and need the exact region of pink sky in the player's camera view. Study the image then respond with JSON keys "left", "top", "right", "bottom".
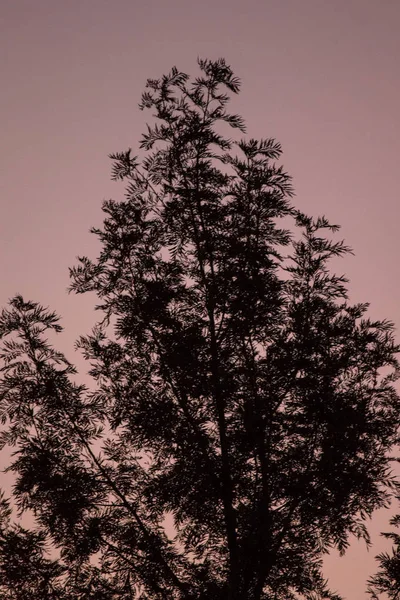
{"left": 1, "top": 1, "right": 400, "bottom": 597}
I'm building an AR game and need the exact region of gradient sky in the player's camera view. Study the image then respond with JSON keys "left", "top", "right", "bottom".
{"left": 1, "top": 1, "right": 400, "bottom": 598}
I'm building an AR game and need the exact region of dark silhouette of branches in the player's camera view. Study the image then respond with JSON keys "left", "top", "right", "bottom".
{"left": 0, "top": 58, "right": 399, "bottom": 600}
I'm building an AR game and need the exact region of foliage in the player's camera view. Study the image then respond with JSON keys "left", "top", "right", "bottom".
{"left": 1, "top": 58, "right": 400, "bottom": 600}
{"left": 368, "top": 512, "right": 400, "bottom": 600}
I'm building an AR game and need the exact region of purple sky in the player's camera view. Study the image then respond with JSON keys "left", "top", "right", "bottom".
{"left": 1, "top": 1, "right": 400, "bottom": 597}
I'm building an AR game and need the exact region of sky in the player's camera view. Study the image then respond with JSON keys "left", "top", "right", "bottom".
{"left": 1, "top": 0, "right": 400, "bottom": 597}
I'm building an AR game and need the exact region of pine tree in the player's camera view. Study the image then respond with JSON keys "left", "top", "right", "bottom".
{"left": 1, "top": 58, "right": 399, "bottom": 600}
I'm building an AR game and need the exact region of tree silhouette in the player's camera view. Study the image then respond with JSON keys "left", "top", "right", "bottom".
{"left": 1, "top": 58, "right": 400, "bottom": 600}
{"left": 368, "top": 511, "right": 400, "bottom": 600}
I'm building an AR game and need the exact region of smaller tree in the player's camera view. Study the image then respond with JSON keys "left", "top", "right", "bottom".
{"left": 368, "top": 512, "right": 400, "bottom": 600}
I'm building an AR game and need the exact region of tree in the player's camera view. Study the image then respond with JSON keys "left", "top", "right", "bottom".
{"left": 367, "top": 512, "right": 400, "bottom": 600}
{"left": 0, "top": 58, "right": 399, "bottom": 600}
